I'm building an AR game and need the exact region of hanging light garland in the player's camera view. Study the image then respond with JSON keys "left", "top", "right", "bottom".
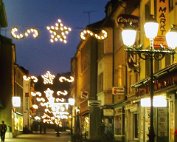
{"left": 57, "top": 90, "right": 68, "bottom": 96}
{"left": 29, "top": 71, "right": 75, "bottom": 124}
{"left": 59, "top": 76, "right": 74, "bottom": 82}
{"left": 46, "top": 19, "right": 72, "bottom": 44}
{"left": 80, "top": 29, "right": 107, "bottom": 40}
{"left": 11, "top": 27, "right": 39, "bottom": 39}
{"left": 23, "top": 75, "right": 38, "bottom": 82}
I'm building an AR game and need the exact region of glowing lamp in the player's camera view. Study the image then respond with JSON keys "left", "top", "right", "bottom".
{"left": 12, "top": 96, "right": 21, "bottom": 107}
{"left": 144, "top": 21, "right": 159, "bottom": 40}
{"left": 166, "top": 27, "right": 177, "bottom": 49}
{"left": 140, "top": 95, "right": 167, "bottom": 107}
{"left": 68, "top": 98, "right": 75, "bottom": 106}
{"left": 122, "top": 29, "right": 137, "bottom": 47}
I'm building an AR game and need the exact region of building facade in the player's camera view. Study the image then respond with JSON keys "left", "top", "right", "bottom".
{"left": 71, "top": 0, "right": 177, "bottom": 142}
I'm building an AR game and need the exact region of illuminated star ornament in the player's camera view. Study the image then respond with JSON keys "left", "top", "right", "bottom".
{"left": 11, "top": 27, "right": 39, "bottom": 39}
{"left": 46, "top": 19, "right": 72, "bottom": 44}
{"left": 42, "top": 71, "right": 55, "bottom": 84}
{"left": 80, "top": 29, "right": 107, "bottom": 40}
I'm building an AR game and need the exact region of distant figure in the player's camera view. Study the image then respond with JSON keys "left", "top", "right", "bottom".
{"left": 104, "top": 119, "right": 114, "bottom": 142}
{"left": 43, "top": 123, "right": 46, "bottom": 134}
{"left": 0, "top": 121, "right": 7, "bottom": 142}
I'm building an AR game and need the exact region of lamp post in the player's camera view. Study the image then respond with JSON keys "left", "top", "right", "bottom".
{"left": 121, "top": 17, "right": 177, "bottom": 142}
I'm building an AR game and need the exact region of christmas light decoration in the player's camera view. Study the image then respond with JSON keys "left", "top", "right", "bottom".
{"left": 11, "top": 27, "right": 39, "bottom": 39}
{"left": 31, "top": 71, "right": 76, "bottom": 123}
{"left": 55, "top": 98, "right": 65, "bottom": 103}
{"left": 34, "top": 116, "right": 41, "bottom": 121}
{"left": 23, "top": 75, "right": 30, "bottom": 81}
{"left": 57, "top": 90, "right": 68, "bottom": 96}
{"left": 23, "top": 75, "right": 38, "bottom": 82}
{"left": 44, "top": 88, "right": 54, "bottom": 98}
{"left": 32, "top": 104, "right": 38, "bottom": 109}
{"left": 31, "top": 76, "right": 38, "bottom": 82}
{"left": 80, "top": 29, "right": 107, "bottom": 40}
{"left": 46, "top": 19, "right": 71, "bottom": 44}
{"left": 42, "top": 71, "right": 55, "bottom": 84}
{"left": 59, "top": 76, "right": 74, "bottom": 82}
{"left": 31, "top": 91, "right": 41, "bottom": 97}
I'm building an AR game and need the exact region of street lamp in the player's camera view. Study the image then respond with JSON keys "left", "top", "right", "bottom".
{"left": 121, "top": 17, "right": 177, "bottom": 142}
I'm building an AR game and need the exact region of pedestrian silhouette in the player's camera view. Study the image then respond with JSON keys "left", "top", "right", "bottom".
{"left": 0, "top": 121, "right": 7, "bottom": 142}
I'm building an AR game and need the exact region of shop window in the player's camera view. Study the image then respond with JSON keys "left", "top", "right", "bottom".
{"left": 115, "top": 114, "right": 122, "bottom": 135}
{"left": 133, "top": 113, "right": 139, "bottom": 139}
{"left": 154, "top": 60, "right": 160, "bottom": 73}
{"left": 169, "top": 0, "right": 174, "bottom": 11}
{"left": 114, "top": 108, "right": 125, "bottom": 135}
{"left": 98, "top": 73, "right": 103, "bottom": 92}
{"left": 165, "top": 54, "right": 171, "bottom": 66}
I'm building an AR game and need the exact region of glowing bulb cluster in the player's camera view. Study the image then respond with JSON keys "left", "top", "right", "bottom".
{"left": 46, "top": 19, "right": 71, "bottom": 44}
{"left": 11, "top": 27, "right": 39, "bottom": 39}
{"left": 23, "top": 75, "right": 38, "bottom": 82}
{"left": 57, "top": 90, "right": 68, "bottom": 96}
{"left": 42, "top": 71, "right": 55, "bottom": 84}
{"left": 80, "top": 29, "right": 107, "bottom": 40}
{"left": 30, "top": 71, "right": 75, "bottom": 124}
{"left": 59, "top": 76, "right": 74, "bottom": 82}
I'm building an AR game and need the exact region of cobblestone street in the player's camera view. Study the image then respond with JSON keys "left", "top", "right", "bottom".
{"left": 5, "top": 131, "right": 71, "bottom": 142}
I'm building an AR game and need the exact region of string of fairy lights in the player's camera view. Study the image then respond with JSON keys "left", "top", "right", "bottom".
{"left": 10, "top": 18, "right": 108, "bottom": 44}
{"left": 23, "top": 71, "right": 75, "bottom": 125}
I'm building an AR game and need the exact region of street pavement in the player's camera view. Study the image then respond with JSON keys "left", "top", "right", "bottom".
{"left": 5, "top": 130, "right": 71, "bottom": 142}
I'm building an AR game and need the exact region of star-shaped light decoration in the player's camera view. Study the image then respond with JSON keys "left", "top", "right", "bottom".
{"left": 46, "top": 19, "right": 72, "bottom": 44}
{"left": 42, "top": 71, "right": 55, "bottom": 84}
{"left": 44, "top": 88, "right": 54, "bottom": 98}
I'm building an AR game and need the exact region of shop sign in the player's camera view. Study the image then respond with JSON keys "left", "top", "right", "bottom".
{"left": 88, "top": 100, "right": 101, "bottom": 107}
{"left": 155, "top": 0, "right": 169, "bottom": 48}
{"left": 125, "top": 103, "right": 138, "bottom": 111}
{"left": 112, "top": 87, "right": 125, "bottom": 95}
{"left": 81, "top": 91, "right": 88, "bottom": 99}
{"left": 103, "top": 109, "right": 114, "bottom": 116}
{"left": 156, "top": 0, "right": 169, "bottom": 36}
{"left": 115, "top": 108, "right": 122, "bottom": 115}
{"left": 117, "top": 14, "right": 139, "bottom": 28}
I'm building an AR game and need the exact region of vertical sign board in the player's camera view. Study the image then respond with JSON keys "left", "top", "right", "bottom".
{"left": 154, "top": 0, "right": 169, "bottom": 48}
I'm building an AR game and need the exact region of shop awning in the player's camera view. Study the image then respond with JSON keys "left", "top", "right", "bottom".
{"left": 131, "top": 63, "right": 177, "bottom": 88}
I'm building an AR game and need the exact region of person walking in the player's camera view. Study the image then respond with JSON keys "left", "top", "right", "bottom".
{"left": 0, "top": 121, "right": 7, "bottom": 142}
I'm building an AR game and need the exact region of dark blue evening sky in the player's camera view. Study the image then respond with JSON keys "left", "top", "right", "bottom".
{"left": 3, "top": 0, "right": 108, "bottom": 76}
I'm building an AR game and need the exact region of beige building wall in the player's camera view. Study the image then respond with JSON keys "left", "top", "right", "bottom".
{"left": 97, "top": 27, "right": 113, "bottom": 105}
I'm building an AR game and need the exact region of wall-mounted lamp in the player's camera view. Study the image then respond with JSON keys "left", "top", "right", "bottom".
{"left": 12, "top": 96, "right": 21, "bottom": 108}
